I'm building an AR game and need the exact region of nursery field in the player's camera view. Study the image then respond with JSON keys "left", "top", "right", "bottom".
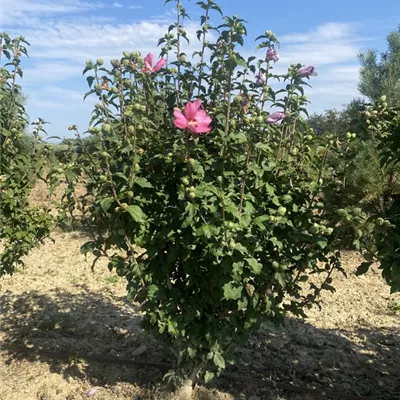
{"left": 1, "top": 230, "right": 399, "bottom": 400}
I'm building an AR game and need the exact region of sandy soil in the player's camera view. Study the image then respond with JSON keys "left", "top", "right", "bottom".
{"left": 1, "top": 231, "right": 399, "bottom": 400}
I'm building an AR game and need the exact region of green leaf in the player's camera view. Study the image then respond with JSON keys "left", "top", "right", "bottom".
{"left": 356, "top": 262, "right": 372, "bottom": 276}
{"left": 167, "top": 319, "right": 179, "bottom": 337}
{"left": 100, "top": 197, "right": 114, "bottom": 213}
{"left": 246, "top": 258, "right": 262, "bottom": 274}
{"left": 204, "top": 371, "right": 214, "bottom": 383}
{"left": 317, "top": 240, "right": 328, "bottom": 249}
{"left": 125, "top": 205, "right": 146, "bottom": 223}
{"left": 134, "top": 177, "right": 153, "bottom": 188}
{"left": 147, "top": 284, "right": 158, "bottom": 299}
{"left": 223, "top": 282, "right": 243, "bottom": 300}
{"left": 237, "top": 297, "right": 248, "bottom": 310}
{"left": 86, "top": 76, "right": 95, "bottom": 88}
{"left": 274, "top": 272, "right": 286, "bottom": 288}
{"left": 196, "top": 224, "right": 212, "bottom": 239}
{"left": 255, "top": 142, "right": 272, "bottom": 153}
{"left": 187, "top": 347, "right": 196, "bottom": 359}
{"left": 233, "top": 243, "right": 248, "bottom": 255}
{"left": 80, "top": 241, "right": 96, "bottom": 256}
{"left": 213, "top": 352, "right": 226, "bottom": 369}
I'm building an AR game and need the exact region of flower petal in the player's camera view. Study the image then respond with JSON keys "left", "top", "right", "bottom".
{"left": 143, "top": 53, "right": 154, "bottom": 68}
{"left": 173, "top": 109, "right": 188, "bottom": 129}
{"left": 195, "top": 123, "right": 212, "bottom": 133}
{"left": 184, "top": 99, "right": 202, "bottom": 120}
{"left": 188, "top": 124, "right": 199, "bottom": 134}
{"left": 153, "top": 58, "right": 167, "bottom": 72}
{"left": 194, "top": 110, "right": 211, "bottom": 123}
{"left": 142, "top": 62, "right": 152, "bottom": 73}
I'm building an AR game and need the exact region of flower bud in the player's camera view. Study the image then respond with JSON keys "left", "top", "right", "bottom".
{"left": 96, "top": 58, "right": 104, "bottom": 66}
{"left": 102, "top": 124, "right": 111, "bottom": 133}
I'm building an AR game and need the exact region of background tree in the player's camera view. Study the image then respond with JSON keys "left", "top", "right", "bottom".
{"left": 358, "top": 25, "right": 400, "bottom": 107}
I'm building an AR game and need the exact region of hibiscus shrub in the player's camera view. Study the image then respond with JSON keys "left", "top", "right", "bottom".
{"left": 62, "top": 0, "right": 352, "bottom": 392}
{"left": 0, "top": 33, "right": 53, "bottom": 276}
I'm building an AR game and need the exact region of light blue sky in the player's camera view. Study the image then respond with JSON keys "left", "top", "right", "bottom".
{"left": 2, "top": 0, "right": 399, "bottom": 140}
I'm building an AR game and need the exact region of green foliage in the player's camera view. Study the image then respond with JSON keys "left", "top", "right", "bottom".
{"left": 0, "top": 32, "right": 53, "bottom": 276}
{"left": 356, "top": 97, "right": 400, "bottom": 293}
{"left": 57, "top": 0, "right": 353, "bottom": 389}
{"left": 358, "top": 25, "right": 400, "bottom": 107}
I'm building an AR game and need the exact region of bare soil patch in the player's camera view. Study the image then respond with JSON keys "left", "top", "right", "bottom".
{"left": 1, "top": 232, "right": 399, "bottom": 400}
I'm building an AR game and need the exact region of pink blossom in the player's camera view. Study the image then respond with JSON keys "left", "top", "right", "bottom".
{"left": 173, "top": 99, "right": 212, "bottom": 135}
{"left": 255, "top": 71, "right": 266, "bottom": 87}
{"left": 266, "top": 47, "right": 279, "bottom": 62}
{"left": 142, "top": 53, "right": 167, "bottom": 73}
{"left": 297, "top": 66, "right": 317, "bottom": 78}
{"left": 266, "top": 112, "right": 286, "bottom": 124}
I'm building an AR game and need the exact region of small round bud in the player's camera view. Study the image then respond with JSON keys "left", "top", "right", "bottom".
{"left": 127, "top": 191, "right": 134, "bottom": 199}
{"left": 102, "top": 124, "right": 111, "bottom": 133}
{"left": 96, "top": 58, "right": 104, "bottom": 66}
{"left": 182, "top": 177, "right": 190, "bottom": 186}
{"left": 128, "top": 125, "right": 136, "bottom": 134}
{"left": 188, "top": 192, "right": 196, "bottom": 200}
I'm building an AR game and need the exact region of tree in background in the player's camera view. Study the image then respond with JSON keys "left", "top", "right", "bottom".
{"left": 358, "top": 25, "right": 400, "bottom": 107}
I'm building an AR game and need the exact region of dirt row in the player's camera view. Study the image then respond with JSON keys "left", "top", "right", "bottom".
{"left": 1, "top": 231, "right": 399, "bottom": 400}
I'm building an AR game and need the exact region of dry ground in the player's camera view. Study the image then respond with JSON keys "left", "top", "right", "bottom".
{"left": 1, "top": 230, "right": 399, "bottom": 400}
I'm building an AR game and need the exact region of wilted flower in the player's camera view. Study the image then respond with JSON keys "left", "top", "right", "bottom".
{"left": 237, "top": 93, "right": 249, "bottom": 108}
{"left": 266, "top": 47, "right": 279, "bottom": 62}
{"left": 87, "top": 388, "right": 100, "bottom": 397}
{"left": 255, "top": 71, "right": 266, "bottom": 86}
{"left": 173, "top": 99, "right": 212, "bottom": 134}
{"left": 297, "top": 65, "right": 317, "bottom": 78}
{"left": 266, "top": 112, "right": 286, "bottom": 124}
{"left": 142, "top": 53, "right": 167, "bottom": 73}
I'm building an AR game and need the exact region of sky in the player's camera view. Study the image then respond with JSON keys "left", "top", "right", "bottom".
{"left": 1, "top": 0, "right": 399, "bottom": 140}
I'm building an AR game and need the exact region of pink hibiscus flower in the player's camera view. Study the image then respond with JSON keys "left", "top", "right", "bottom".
{"left": 173, "top": 99, "right": 212, "bottom": 135}
{"left": 266, "top": 112, "right": 286, "bottom": 124}
{"left": 142, "top": 53, "right": 167, "bottom": 73}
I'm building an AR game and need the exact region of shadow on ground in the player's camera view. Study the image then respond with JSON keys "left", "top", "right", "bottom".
{"left": 1, "top": 288, "right": 399, "bottom": 400}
